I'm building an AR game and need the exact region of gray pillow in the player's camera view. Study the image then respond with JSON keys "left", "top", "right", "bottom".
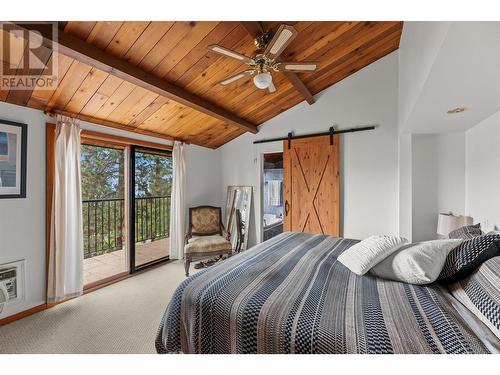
{"left": 370, "top": 239, "right": 462, "bottom": 284}
{"left": 448, "top": 223, "right": 483, "bottom": 240}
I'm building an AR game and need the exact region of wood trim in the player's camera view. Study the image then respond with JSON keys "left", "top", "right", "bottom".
{"left": 0, "top": 303, "right": 47, "bottom": 326}
{"left": 13, "top": 22, "right": 258, "bottom": 134}
{"left": 134, "top": 147, "right": 172, "bottom": 157}
{"left": 83, "top": 271, "right": 129, "bottom": 293}
{"left": 46, "top": 296, "right": 77, "bottom": 309}
{"left": 80, "top": 129, "right": 173, "bottom": 151}
{"left": 45, "top": 109, "right": 179, "bottom": 142}
{"left": 81, "top": 138, "right": 127, "bottom": 150}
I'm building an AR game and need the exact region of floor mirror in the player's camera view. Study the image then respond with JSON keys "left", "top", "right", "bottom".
{"left": 225, "top": 186, "right": 252, "bottom": 251}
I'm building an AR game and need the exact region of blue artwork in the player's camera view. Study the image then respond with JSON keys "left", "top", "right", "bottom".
{"left": 0, "top": 132, "right": 8, "bottom": 157}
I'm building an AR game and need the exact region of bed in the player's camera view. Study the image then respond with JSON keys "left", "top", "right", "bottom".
{"left": 155, "top": 232, "right": 500, "bottom": 354}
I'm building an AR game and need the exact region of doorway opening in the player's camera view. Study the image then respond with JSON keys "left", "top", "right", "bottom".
{"left": 262, "top": 152, "right": 284, "bottom": 241}
{"left": 80, "top": 141, "right": 172, "bottom": 289}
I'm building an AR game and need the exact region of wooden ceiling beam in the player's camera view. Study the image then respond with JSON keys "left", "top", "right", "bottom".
{"left": 44, "top": 108, "right": 185, "bottom": 143}
{"left": 12, "top": 22, "right": 258, "bottom": 134}
{"left": 239, "top": 21, "right": 315, "bottom": 105}
{"left": 57, "top": 21, "right": 68, "bottom": 31}
{"left": 282, "top": 71, "right": 315, "bottom": 105}
{"left": 240, "top": 21, "right": 264, "bottom": 40}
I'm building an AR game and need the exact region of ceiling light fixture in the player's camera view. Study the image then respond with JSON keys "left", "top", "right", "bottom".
{"left": 253, "top": 72, "right": 272, "bottom": 89}
{"left": 447, "top": 107, "right": 467, "bottom": 114}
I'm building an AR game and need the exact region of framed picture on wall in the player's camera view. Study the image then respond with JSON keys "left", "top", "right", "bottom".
{"left": 0, "top": 119, "right": 27, "bottom": 199}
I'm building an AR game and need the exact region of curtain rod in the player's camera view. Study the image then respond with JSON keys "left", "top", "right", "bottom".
{"left": 253, "top": 126, "right": 376, "bottom": 146}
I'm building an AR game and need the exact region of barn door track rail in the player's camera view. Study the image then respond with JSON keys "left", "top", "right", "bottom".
{"left": 253, "top": 125, "right": 376, "bottom": 149}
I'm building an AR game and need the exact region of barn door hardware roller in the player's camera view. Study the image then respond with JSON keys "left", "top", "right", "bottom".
{"left": 253, "top": 125, "right": 376, "bottom": 149}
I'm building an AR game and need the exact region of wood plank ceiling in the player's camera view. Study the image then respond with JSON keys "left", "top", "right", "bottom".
{"left": 0, "top": 21, "right": 403, "bottom": 148}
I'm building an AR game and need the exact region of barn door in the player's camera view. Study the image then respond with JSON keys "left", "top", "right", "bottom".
{"left": 283, "top": 135, "right": 340, "bottom": 236}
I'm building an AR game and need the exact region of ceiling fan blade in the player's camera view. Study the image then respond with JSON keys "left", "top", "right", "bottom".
{"left": 218, "top": 70, "right": 254, "bottom": 86}
{"left": 266, "top": 81, "right": 277, "bottom": 94}
{"left": 264, "top": 24, "right": 298, "bottom": 60}
{"left": 208, "top": 44, "right": 254, "bottom": 64}
{"left": 277, "top": 62, "right": 319, "bottom": 72}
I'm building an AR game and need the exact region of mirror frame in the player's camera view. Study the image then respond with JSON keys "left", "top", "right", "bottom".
{"left": 225, "top": 185, "right": 252, "bottom": 251}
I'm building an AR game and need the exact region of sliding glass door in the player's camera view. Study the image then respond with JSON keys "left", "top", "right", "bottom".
{"left": 80, "top": 141, "right": 172, "bottom": 287}
{"left": 81, "top": 144, "right": 128, "bottom": 287}
{"left": 130, "top": 146, "right": 172, "bottom": 271}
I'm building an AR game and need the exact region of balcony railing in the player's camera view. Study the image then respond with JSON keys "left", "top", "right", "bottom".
{"left": 82, "top": 196, "right": 170, "bottom": 259}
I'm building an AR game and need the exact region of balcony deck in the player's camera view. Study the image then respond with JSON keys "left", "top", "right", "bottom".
{"left": 83, "top": 238, "right": 170, "bottom": 286}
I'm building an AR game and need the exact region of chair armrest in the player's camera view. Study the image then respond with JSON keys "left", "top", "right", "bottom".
{"left": 185, "top": 233, "right": 192, "bottom": 244}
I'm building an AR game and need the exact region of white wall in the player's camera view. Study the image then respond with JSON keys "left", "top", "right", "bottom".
{"left": 400, "top": 22, "right": 500, "bottom": 135}
{"left": 465, "top": 109, "right": 500, "bottom": 232}
{"left": 411, "top": 133, "right": 465, "bottom": 241}
{"left": 0, "top": 101, "right": 221, "bottom": 319}
{"left": 185, "top": 144, "right": 223, "bottom": 209}
{"left": 0, "top": 102, "right": 48, "bottom": 318}
{"left": 219, "top": 52, "right": 400, "bottom": 246}
{"left": 398, "top": 133, "right": 412, "bottom": 241}
{"left": 398, "top": 22, "right": 451, "bottom": 130}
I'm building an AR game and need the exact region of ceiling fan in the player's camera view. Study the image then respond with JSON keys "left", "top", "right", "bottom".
{"left": 207, "top": 24, "right": 318, "bottom": 93}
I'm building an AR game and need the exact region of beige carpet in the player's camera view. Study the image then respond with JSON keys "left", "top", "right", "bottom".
{"left": 0, "top": 260, "right": 190, "bottom": 354}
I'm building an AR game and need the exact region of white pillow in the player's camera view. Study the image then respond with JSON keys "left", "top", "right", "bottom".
{"left": 370, "top": 239, "right": 462, "bottom": 284}
{"left": 338, "top": 235, "right": 408, "bottom": 275}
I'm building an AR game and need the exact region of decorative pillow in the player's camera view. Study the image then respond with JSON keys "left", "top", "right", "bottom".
{"left": 338, "top": 235, "right": 407, "bottom": 275}
{"left": 449, "top": 256, "right": 500, "bottom": 340}
{"left": 437, "top": 234, "right": 500, "bottom": 283}
{"left": 448, "top": 223, "right": 483, "bottom": 240}
{"left": 370, "top": 239, "right": 462, "bottom": 284}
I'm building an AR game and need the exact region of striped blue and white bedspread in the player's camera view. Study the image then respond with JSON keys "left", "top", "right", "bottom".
{"left": 155, "top": 232, "right": 490, "bottom": 354}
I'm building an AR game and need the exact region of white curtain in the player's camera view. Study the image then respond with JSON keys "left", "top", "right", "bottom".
{"left": 47, "top": 116, "right": 84, "bottom": 303}
{"left": 169, "top": 141, "right": 186, "bottom": 260}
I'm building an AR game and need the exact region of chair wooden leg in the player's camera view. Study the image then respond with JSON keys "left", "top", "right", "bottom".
{"left": 184, "top": 256, "right": 190, "bottom": 277}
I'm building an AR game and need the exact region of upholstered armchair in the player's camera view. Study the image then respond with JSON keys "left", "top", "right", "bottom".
{"left": 184, "top": 206, "right": 233, "bottom": 276}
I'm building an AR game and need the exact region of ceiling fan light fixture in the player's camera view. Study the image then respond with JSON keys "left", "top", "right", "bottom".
{"left": 253, "top": 72, "right": 272, "bottom": 89}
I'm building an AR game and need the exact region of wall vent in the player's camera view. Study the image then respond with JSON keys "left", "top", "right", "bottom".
{"left": 0, "top": 267, "right": 18, "bottom": 300}
{"left": 0, "top": 259, "right": 26, "bottom": 311}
